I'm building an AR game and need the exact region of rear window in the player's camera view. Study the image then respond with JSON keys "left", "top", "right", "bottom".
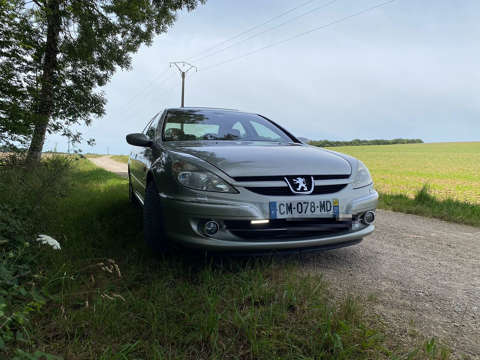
{"left": 162, "top": 109, "right": 292, "bottom": 142}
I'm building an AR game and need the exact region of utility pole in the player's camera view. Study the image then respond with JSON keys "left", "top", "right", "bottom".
{"left": 170, "top": 62, "right": 197, "bottom": 107}
{"left": 107, "top": 147, "right": 109, "bottom": 155}
{"left": 67, "top": 139, "right": 70, "bottom": 154}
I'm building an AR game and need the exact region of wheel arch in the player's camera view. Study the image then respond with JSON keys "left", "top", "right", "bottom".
{"left": 146, "top": 171, "right": 155, "bottom": 187}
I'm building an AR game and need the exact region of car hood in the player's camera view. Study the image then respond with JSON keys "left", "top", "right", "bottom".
{"left": 168, "top": 142, "right": 352, "bottom": 178}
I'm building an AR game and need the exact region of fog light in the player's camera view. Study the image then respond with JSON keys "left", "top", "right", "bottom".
{"left": 251, "top": 220, "right": 269, "bottom": 224}
{"left": 363, "top": 211, "right": 375, "bottom": 224}
{"left": 204, "top": 221, "right": 219, "bottom": 236}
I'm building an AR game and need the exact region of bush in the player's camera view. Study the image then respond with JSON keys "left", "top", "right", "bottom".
{"left": 0, "top": 154, "right": 72, "bottom": 356}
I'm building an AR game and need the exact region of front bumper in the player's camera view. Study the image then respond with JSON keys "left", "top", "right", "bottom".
{"left": 159, "top": 185, "right": 378, "bottom": 252}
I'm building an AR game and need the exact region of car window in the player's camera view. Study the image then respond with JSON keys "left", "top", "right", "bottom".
{"left": 162, "top": 109, "right": 292, "bottom": 142}
{"left": 142, "top": 113, "right": 160, "bottom": 135}
{"left": 145, "top": 124, "right": 156, "bottom": 140}
{"left": 155, "top": 111, "right": 166, "bottom": 142}
{"left": 250, "top": 121, "right": 286, "bottom": 142}
{"left": 184, "top": 124, "right": 220, "bottom": 138}
{"left": 232, "top": 122, "right": 246, "bottom": 139}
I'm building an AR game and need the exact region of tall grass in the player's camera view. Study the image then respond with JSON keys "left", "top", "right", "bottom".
{"left": 0, "top": 154, "right": 73, "bottom": 358}
{"left": 379, "top": 184, "right": 480, "bottom": 227}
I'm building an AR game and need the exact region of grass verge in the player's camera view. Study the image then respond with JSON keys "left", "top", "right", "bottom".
{"left": 84, "top": 153, "right": 104, "bottom": 159}
{"left": 378, "top": 185, "right": 480, "bottom": 228}
{"left": 110, "top": 154, "right": 129, "bottom": 163}
{"left": 2, "top": 159, "right": 451, "bottom": 359}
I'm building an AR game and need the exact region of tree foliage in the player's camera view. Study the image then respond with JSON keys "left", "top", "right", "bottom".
{"left": 0, "top": 0, "right": 206, "bottom": 161}
{"left": 0, "top": 0, "right": 42, "bottom": 148}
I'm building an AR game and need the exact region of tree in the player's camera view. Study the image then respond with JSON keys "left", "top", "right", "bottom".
{"left": 0, "top": 0, "right": 206, "bottom": 162}
{"left": 0, "top": 0, "right": 42, "bottom": 149}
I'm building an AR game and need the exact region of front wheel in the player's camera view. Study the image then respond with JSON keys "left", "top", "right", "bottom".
{"left": 143, "top": 181, "right": 173, "bottom": 253}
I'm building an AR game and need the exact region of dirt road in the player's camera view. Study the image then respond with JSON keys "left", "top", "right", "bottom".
{"left": 89, "top": 155, "right": 128, "bottom": 177}
{"left": 297, "top": 211, "right": 480, "bottom": 359}
{"left": 91, "top": 156, "right": 479, "bottom": 358}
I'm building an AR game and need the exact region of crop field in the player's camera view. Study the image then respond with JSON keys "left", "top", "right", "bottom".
{"left": 327, "top": 142, "right": 480, "bottom": 204}
{"left": 110, "top": 154, "right": 129, "bottom": 163}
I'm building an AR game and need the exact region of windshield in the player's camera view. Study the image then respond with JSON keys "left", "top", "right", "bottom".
{"left": 162, "top": 109, "right": 293, "bottom": 142}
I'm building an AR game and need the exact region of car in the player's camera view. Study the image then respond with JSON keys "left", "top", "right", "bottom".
{"left": 126, "top": 107, "right": 378, "bottom": 254}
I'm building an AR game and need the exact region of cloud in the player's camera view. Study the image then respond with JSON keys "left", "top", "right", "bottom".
{"left": 46, "top": 0, "right": 480, "bottom": 154}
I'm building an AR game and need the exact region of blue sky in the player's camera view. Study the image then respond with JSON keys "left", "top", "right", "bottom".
{"left": 45, "top": 0, "right": 480, "bottom": 154}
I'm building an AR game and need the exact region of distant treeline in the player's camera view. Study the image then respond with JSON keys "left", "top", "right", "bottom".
{"left": 309, "top": 138, "right": 424, "bottom": 147}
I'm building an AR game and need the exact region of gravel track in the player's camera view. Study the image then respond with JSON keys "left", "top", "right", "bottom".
{"left": 89, "top": 155, "right": 128, "bottom": 177}
{"left": 296, "top": 211, "right": 480, "bottom": 359}
{"left": 91, "top": 156, "right": 479, "bottom": 358}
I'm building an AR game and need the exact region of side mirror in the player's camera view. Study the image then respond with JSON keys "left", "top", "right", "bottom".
{"left": 126, "top": 133, "right": 153, "bottom": 148}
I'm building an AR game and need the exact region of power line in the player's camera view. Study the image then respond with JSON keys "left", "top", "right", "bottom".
{"left": 87, "top": 0, "right": 323, "bottom": 134}
{"left": 84, "top": 70, "right": 175, "bottom": 134}
{"left": 170, "top": 62, "right": 197, "bottom": 107}
{"left": 200, "top": 0, "right": 395, "bottom": 72}
{"left": 193, "top": 0, "right": 338, "bottom": 64}
{"left": 88, "top": 72, "right": 200, "bottom": 137}
{"left": 183, "top": 0, "right": 316, "bottom": 62}
{"left": 83, "top": 71, "right": 177, "bottom": 135}
{"left": 87, "top": 67, "right": 171, "bottom": 130}
{"left": 106, "top": 67, "right": 171, "bottom": 118}
{"left": 87, "top": 81, "right": 182, "bottom": 137}
{"left": 88, "top": 0, "right": 395, "bottom": 138}
{"left": 91, "top": 0, "right": 318, "bottom": 132}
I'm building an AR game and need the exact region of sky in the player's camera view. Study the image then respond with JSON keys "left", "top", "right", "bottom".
{"left": 45, "top": 0, "right": 480, "bottom": 155}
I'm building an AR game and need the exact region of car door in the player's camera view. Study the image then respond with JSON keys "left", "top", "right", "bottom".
{"left": 131, "top": 113, "right": 161, "bottom": 202}
{"left": 129, "top": 146, "right": 142, "bottom": 189}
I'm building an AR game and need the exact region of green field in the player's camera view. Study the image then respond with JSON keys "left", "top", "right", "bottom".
{"left": 327, "top": 142, "right": 480, "bottom": 204}
{"left": 84, "top": 153, "right": 104, "bottom": 159}
{"left": 110, "top": 154, "right": 129, "bottom": 163}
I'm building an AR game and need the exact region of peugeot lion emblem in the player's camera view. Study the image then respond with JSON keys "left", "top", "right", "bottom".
{"left": 292, "top": 177, "right": 308, "bottom": 191}
{"left": 284, "top": 176, "right": 315, "bottom": 195}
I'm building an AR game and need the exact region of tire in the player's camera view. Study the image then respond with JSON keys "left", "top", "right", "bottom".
{"left": 143, "top": 181, "right": 173, "bottom": 253}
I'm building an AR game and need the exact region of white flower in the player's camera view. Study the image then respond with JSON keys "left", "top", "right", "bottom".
{"left": 36, "top": 234, "right": 61, "bottom": 250}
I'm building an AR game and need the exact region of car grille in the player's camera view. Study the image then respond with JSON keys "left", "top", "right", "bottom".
{"left": 233, "top": 174, "right": 350, "bottom": 182}
{"left": 244, "top": 184, "right": 347, "bottom": 196}
{"left": 234, "top": 174, "right": 350, "bottom": 196}
{"left": 224, "top": 218, "right": 354, "bottom": 240}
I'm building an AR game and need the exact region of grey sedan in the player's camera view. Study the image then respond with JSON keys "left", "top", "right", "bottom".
{"left": 126, "top": 107, "right": 378, "bottom": 254}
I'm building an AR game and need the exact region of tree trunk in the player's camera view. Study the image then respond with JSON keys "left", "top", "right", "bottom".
{"left": 26, "top": 0, "right": 61, "bottom": 164}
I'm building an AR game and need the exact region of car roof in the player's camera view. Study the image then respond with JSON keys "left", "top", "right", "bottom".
{"left": 166, "top": 107, "right": 240, "bottom": 112}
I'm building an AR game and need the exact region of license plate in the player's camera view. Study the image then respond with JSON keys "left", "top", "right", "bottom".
{"left": 269, "top": 199, "right": 339, "bottom": 219}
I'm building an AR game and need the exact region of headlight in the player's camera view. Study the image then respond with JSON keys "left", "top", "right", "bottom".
{"left": 172, "top": 160, "right": 238, "bottom": 193}
{"left": 353, "top": 160, "right": 373, "bottom": 189}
